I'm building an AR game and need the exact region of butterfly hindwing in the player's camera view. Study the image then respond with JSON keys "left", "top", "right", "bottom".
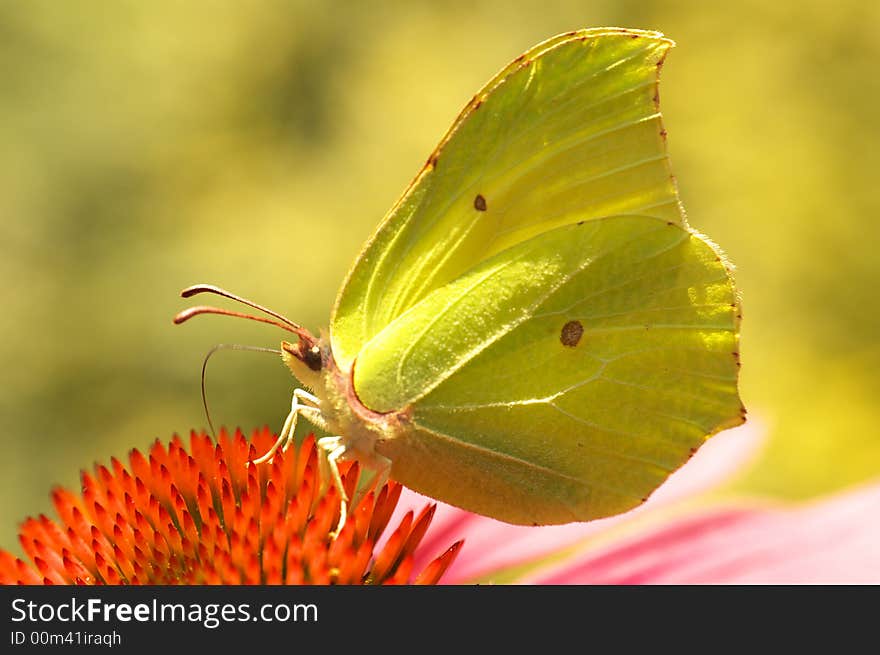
{"left": 356, "top": 216, "right": 743, "bottom": 524}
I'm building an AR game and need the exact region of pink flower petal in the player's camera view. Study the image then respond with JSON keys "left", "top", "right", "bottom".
{"left": 527, "top": 479, "right": 880, "bottom": 584}
{"left": 397, "top": 421, "right": 763, "bottom": 583}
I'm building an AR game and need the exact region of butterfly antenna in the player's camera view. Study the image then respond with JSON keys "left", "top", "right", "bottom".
{"left": 180, "top": 284, "right": 303, "bottom": 331}
{"left": 200, "top": 344, "right": 283, "bottom": 438}
{"left": 173, "top": 305, "right": 307, "bottom": 335}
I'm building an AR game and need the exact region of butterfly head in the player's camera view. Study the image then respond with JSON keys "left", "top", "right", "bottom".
{"left": 280, "top": 334, "right": 328, "bottom": 391}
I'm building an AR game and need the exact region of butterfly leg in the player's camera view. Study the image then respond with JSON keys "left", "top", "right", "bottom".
{"left": 316, "top": 436, "right": 349, "bottom": 538}
{"left": 281, "top": 389, "right": 323, "bottom": 454}
{"left": 253, "top": 388, "right": 322, "bottom": 465}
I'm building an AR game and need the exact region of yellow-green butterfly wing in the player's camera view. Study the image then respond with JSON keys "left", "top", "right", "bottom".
{"left": 331, "top": 29, "right": 683, "bottom": 370}
{"left": 321, "top": 29, "right": 744, "bottom": 525}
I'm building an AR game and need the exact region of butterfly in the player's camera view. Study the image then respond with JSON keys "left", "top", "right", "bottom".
{"left": 176, "top": 28, "right": 745, "bottom": 532}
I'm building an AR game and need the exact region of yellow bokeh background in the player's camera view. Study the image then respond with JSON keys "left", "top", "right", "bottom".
{"left": 2, "top": 1, "right": 879, "bottom": 551}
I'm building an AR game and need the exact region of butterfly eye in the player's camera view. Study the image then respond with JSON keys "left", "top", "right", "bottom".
{"left": 304, "top": 345, "right": 323, "bottom": 372}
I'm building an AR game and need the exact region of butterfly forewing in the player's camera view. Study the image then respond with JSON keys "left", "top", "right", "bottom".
{"left": 331, "top": 29, "right": 681, "bottom": 370}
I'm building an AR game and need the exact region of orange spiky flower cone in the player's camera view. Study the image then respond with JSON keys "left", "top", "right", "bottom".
{"left": 0, "top": 428, "right": 462, "bottom": 585}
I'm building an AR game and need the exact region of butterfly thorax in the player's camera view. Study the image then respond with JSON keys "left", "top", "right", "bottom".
{"left": 281, "top": 337, "right": 408, "bottom": 469}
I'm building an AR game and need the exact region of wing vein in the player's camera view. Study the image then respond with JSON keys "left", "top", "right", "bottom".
{"left": 412, "top": 421, "right": 655, "bottom": 500}
{"left": 547, "top": 402, "right": 689, "bottom": 452}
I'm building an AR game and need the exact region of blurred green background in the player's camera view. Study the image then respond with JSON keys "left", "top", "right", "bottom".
{"left": 2, "top": 0, "right": 879, "bottom": 551}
